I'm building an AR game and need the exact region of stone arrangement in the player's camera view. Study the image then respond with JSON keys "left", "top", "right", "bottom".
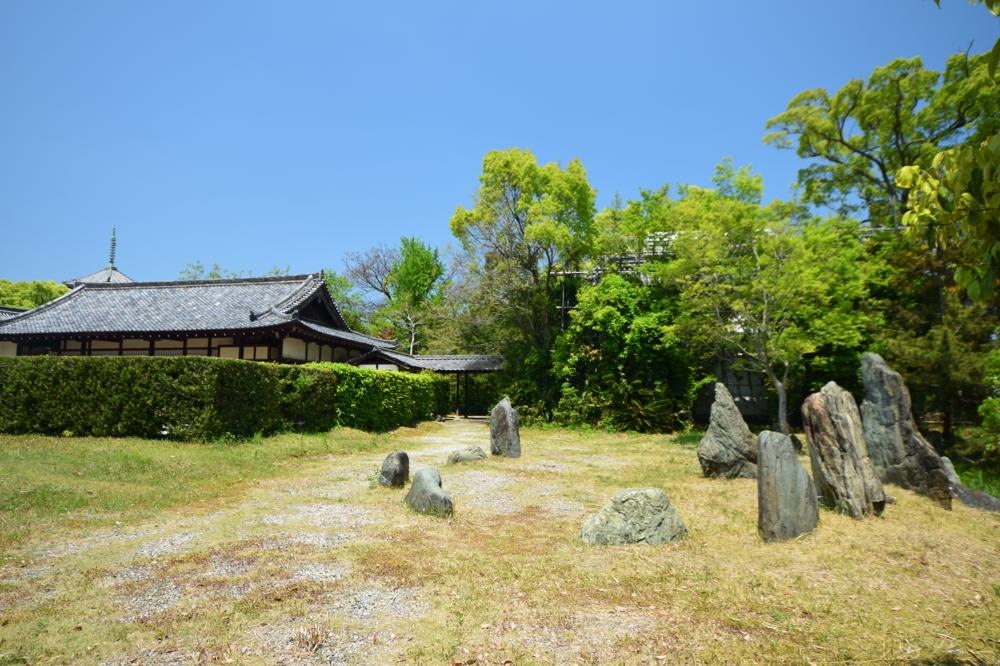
{"left": 580, "top": 488, "right": 687, "bottom": 545}
{"left": 697, "top": 383, "right": 757, "bottom": 479}
{"left": 802, "top": 381, "right": 885, "bottom": 518}
{"left": 859, "top": 353, "right": 952, "bottom": 509}
{"left": 404, "top": 468, "right": 454, "bottom": 518}
{"left": 378, "top": 451, "right": 409, "bottom": 488}
{"left": 447, "top": 446, "right": 488, "bottom": 464}
{"left": 941, "top": 456, "right": 1000, "bottom": 512}
{"left": 757, "top": 430, "right": 818, "bottom": 541}
{"left": 490, "top": 396, "right": 521, "bottom": 458}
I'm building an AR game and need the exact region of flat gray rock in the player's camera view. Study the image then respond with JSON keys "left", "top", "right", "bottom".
{"left": 447, "top": 446, "right": 488, "bottom": 464}
{"left": 697, "top": 383, "right": 757, "bottom": 479}
{"left": 378, "top": 451, "right": 409, "bottom": 488}
{"left": 860, "top": 353, "right": 951, "bottom": 509}
{"left": 802, "top": 382, "right": 885, "bottom": 518}
{"left": 581, "top": 488, "right": 687, "bottom": 545}
{"left": 404, "top": 468, "right": 453, "bottom": 518}
{"left": 757, "top": 431, "right": 818, "bottom": 541}
{"left": 490, "top": 397, "right": 521, "bottom": 458}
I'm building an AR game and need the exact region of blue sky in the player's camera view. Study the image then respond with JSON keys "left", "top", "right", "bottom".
{"left": 1, "top": 1, "right": 995, "bottom": 282}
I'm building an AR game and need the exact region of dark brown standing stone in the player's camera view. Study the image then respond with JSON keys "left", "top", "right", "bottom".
{"left": 697, "top": 383, "right": 757, "bottom": 479}
{"left": 860, "top": 353, "right": 951, "bottom": 509}
{"left": 757, "top": 431, "right": 819, "bottom": 541}
{"left": 802, "top": 382, "right": 885, "bottom": 518}
{"left": 378, "top": 451, "right": 409, "bottom": 488}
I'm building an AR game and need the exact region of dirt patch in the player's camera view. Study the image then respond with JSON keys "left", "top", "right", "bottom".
{"left": 98, "top": 563, "right": 153, "bottom": 588}
{"left": 447, "top": 470, "right": 520, "bottom": 515}
{"left": 244, "top": 623, "right": 389, "bottom": 665}
{"left": 259, "top": 503, "right": 373, "bottom": 529}
{"left": 132, "top": 532, "right": 196, "bottom": 560}
{"left": 325, "top": 582, "right": 428, "bottom": 621}
{"left": 290, "top": 563, "right": 348, "bottom": 584}
{"left": 261, "top": 531, "right": 359, "bottom": 550}
{"left": 119, "top": 580, "right": 185, "bottom": 623}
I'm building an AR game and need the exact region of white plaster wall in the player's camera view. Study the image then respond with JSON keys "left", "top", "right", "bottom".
{"left": 358, "top": 363, "right": 398, "bottom": 371}
{"left": 0, "top": 341, "right": 16, "bottom": 357}
{"left": 282, "top": 337, "right": 307, "bottom": 361}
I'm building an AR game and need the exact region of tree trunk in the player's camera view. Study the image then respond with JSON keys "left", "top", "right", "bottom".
{"left": 763, "top": 362, "right": 791, "bottom": 436}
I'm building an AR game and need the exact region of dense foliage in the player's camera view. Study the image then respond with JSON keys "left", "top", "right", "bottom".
{"left": 0, "top": 357, "right": 448, "bottom": 440}
{"left": 304, "top": 362, "right": 450, "bottom": 431}
{"left": 0, "top": 280, "right": 68, "bottom": 309}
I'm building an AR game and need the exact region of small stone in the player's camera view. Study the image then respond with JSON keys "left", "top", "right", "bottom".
{"left": 580, "top": 488, "right": 687, "bottom": 545}
{"left": 378, "top": 451, "right": 409, "bottom": 488}
{"left": 447, "top": 446, "right": 488, "bottom": 464}
{"left": 404, "top": 468, "right": 454, "bottom": 518}
{"left": 802, "top": 382, "right": 885, "bottom": 518}
{"left": 757, "top": 431, "right": 818, "bottom": 542}
{"left": 490, "top": 397, "right": 521, "bottom": 458}
{"left": 697, "top": 383, "right": 757, "bottom": 479}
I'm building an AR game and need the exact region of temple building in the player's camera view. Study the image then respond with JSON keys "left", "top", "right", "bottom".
{"left": 0, "top": 234, "right": 501, "bottom": 380}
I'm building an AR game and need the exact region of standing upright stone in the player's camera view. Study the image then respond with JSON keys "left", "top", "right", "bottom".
{"left": 490, "top": 396, "right": 521, "bottom": 458}
{"left": 860, "top": 353, "right": 951, "bottom": 509}
{"left": 802, "top": 382, "right": 885, "bottom": 518}
{"left": 378, "top": 451, "right": 409, "bottom": 488}
{"left": 697, "top": 383, "right": 758, "bottom": 479}
{"left": 757, "top": 430, "right": 818, "bottom": 541}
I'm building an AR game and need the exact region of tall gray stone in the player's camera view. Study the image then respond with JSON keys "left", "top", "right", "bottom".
{"left": 802, "top": 382, "right": 886, "bottom": 518}
{"left": 580, "top": 488, "right": 687, "bottom": 545}
{"left": 378, "top": 451, "right": 409, "bottom": 488}
{"left": 860, "top": 353, "right": 951, "bottom": 509}
{"left": 757, "top": 431, "right": 819, "bottom": 541}
{"left": 697, "top": 383, "right": 757, "bottom": 479}
{"left": 404, "top": 468, "right": 454, "bottom": 517}
{"left": 490, "top": 396, "right": 521, "bottom": 458}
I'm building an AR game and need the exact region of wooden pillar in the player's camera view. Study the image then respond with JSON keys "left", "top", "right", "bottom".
{"left": 148, "top": 339, "right": 154, "bottom": 356}
{"left": 238, "top": 336, "right": 245, "bottom": 360}
{"left": 118, "top": 338, "right": 123, "bottom": 356}
{"left": 182, "top": 337, "right": 188, "bottom": 357}
{"left": 464, "top": 372, "right": 469, "bottom": 418}
{"left": 455, "top": 373, "right": 460, "bottom": 416}
{"left": 207, "top": 335, "right": 213, "bottom": 357}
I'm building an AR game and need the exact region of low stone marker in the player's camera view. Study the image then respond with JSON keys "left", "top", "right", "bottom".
{"left": 802, "top": 381, "right": 885, "bottom": 518}
{"left": 447, "top": 446, "right": 488, "bottom": 464}
{"left": 404, "top": 468, "right": 454, "bottom": 517}
{"left": 490, "top": 396, "right": 521, "bottom": 458}
{"left": 378, "top": 451, "right": 409, "bottom": 488}
{"left": 860, "top": 352, "right": 951, "bottom": 509}
{"left": 757, "top": 430, "right": 818, "bottom": 541}
{"left": 697, "top": 383, "right": 757, "bottom": 479}
{"left": 580, "top": 488, "right": 687, "bottom": 545}
{"left": 941, "top": 456, "right": 1000, "bottom": 512}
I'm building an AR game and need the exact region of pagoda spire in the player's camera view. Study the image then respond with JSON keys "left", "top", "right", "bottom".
{"left": 108, "top": 227, "right": 117, "bottom": 268}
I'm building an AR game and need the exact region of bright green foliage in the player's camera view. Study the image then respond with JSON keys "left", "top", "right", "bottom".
{"left": 898, "top": 130, "right": 1000, "bottom": 300}
{"left": 552, "top": 274, "right": 698, "bottom": 432}
{"left": 323, "top": 269, "right": 369, "bottom": 331}
{"left": 380, "top": 237, "right": 446, "bottom": 353}
{"left": 592, "top": 187, "right": 673, "bottom": 256}
{"left": 450, "top": 148, "right": 596, "bottom": 414}
{"left": 178, "top": 262, "right": 290, "bottom": 280}
{"left": 0, "top": 357, "right": 449, "bottom": 439}
{"left": 765, "top": 52, "right": 999, "bottom": 224}
{"left": 976, "top": 347, "right": 1000, "bottom": 455}
{"left": 664, "top": 170, "right": 870, "bottom": 433}
{"left": 0, "top": 280, "right": 69, "bottom": 309}
{"left": 305, "top": 362, "right": 450, "bottom": 431}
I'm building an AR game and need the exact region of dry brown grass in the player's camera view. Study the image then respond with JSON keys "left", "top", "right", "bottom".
{"left": 1, "top": 419, "right": 998, "bottom": 665}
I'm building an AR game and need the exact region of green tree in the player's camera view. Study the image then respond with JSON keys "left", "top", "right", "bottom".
{"left": 382, "top": 237, "right": 446, "bottom": 354}
{"left": 450, "top": 148, "right": 596, "bottom": 414}
{"left": 0, "top": 280, "right": 69, "bottom": 309}
{"left": 178, "top": 262, "right": 289, "bottom": 280}
{"left": 552, "top": 274, "right": 699, "bottom": 432}
{"left": 765, "top": 52, "right": 999, "bottom": 225}
{"left": 664, "top": 171, "right": 869, "bottom": 434}
{"left": 322, "top": 270, "right": 369, "bottom": 332}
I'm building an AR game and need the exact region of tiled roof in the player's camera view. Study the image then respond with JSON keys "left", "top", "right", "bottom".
{"left": 0, "top": 307, "right": 26, "bottom": 321}
{"left": 65, "top": 266, "right": 134, "bottom": 286}
{"left": 298, "top": 320, "right": 396, "bottom": 349}
{"left": 0, "top": 274, "right": 392, "bottom": 350}
{"left": 351, "top": 348, "right": 503, "bottom": 372}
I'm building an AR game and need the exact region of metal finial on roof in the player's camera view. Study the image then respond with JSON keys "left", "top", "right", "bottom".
{"left": 109, "top": 226, "right": 117, "bottom": 268}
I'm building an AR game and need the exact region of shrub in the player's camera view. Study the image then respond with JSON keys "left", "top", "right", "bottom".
{"left": 304, "top": 363, "right": 450, "bottom": 431}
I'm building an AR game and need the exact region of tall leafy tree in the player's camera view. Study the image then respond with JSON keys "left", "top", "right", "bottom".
{"left": 450, "top": 148, "right": 596, "bottom": 413}
{"left": 765, "top": 52, "right": 998, "bottom": 225}
{"left": 664, "top": 168, "right": 869, "bottom": 434}
{"left": 382, "top": 237, "right": 446, "bottom": 354}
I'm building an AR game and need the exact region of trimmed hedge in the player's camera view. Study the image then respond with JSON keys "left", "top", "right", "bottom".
{"left": 304, "top": 363, "right": 451, "bottom": 432}
{"left": 0, "top": 356, "right": 447, "bottom": 440}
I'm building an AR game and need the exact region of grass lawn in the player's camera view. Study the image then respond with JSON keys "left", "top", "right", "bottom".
{"left": 1, "top": 420, "right": 998, "bottom": 665}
